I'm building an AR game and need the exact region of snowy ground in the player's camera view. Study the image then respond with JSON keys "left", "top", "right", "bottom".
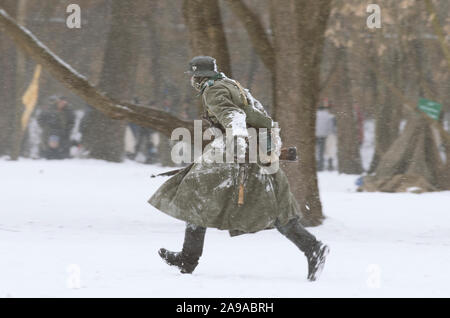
{"left": 1, "top": 159, "right": 450, "bottom": 298}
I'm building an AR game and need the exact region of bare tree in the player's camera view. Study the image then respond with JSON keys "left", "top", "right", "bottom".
{"left": 0, "top": 8, "right": 193, "bottom": 136}
{"left": 182, "top": 0, "right": 231, "bottom": 76}
{"left": 0, "top": 0, "right": 16, "bottom": 157}
{"left": 332, "top": 48, "right": 363, "bottom": 174}
{"left": 9, "top": 0, "right": 27, "bottom": 160}
{"left": 81, "top": 2, "right": 141, "bottom": 162}
{"left": 221, "top": 0, "right": 331, "bottom": 225}
{"left": 271, "top": 0, "right": 331, "bottom": 225}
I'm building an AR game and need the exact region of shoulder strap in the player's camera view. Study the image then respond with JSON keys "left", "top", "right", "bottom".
{"left": 222, "top": 78, "right": 249, "bottom": 107}
{"left": 234, "top": 80, "right": 249, "bottom": 107}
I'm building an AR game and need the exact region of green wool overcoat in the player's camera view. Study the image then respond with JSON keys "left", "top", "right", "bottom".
{"left": 148, "top": 76, "right": 301, "bottom": 236}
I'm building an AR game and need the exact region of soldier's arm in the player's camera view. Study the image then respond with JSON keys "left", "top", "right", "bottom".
{"left": 203, "top": 85, "right": 248, "bottom": 137}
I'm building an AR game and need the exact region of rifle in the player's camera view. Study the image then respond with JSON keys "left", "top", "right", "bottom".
{"left": 150, "top": 146, "right": 297, "bottom": 178}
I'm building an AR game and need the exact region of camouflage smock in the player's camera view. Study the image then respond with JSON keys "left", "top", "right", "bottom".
{"left": 148, "top": 76, "right": 301, "bottom": 236}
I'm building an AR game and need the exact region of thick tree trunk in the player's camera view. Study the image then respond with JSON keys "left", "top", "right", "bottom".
{"left": 370, "top": 88, "right": 399, "bottom": 173}
{"left": 246, "top": 48, "right": 259, "bottom": 89}
{"left": 81, "top": 2, "right": 141, "bottom": 162}
{"left": 10, "top": 0, "right": 27, "bottom": 160}
{"left": 182, "top": 0, "right": 231, "bottom": 76}
{"left": 272, "top": 0, "right": 331, "bottom": 226}
{"left": 333, "top": 48, "right": 363, "bottom": 174}
{"left": 0, "top": 36, "right": 16, "bottom": 156}
{"left": 147, "top": 4, "right": 163, "bottom": 102}
{"left": 0, "top": 1, "right": 16, "bottom": 156}
{"left": 369, "top": 46, "right": 402, "bottom": 173}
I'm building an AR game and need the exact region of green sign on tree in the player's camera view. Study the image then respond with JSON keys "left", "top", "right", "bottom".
{"left": 417, "top": 98, "right": 442, "bottom": 120}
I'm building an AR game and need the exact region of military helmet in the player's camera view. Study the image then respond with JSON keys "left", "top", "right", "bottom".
{"left": 186, "top": 56, "right": 218, "bottom": 78}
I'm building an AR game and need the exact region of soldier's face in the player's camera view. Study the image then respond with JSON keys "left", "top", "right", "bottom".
{"left": 190, "top": 76, "right": 202, "bottom": 92}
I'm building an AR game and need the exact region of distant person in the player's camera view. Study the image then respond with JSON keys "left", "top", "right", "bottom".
{"left": 37, "top": 95, "right": 75, "bottom": 159}
{"left": 125, "top": 99, "right": 160, "bottom": 163}
{"left": 316, "top": 99, "right": 336, "bottom": 171}
{"left": 127, "top": 122, "right": 158, "bottom": 162}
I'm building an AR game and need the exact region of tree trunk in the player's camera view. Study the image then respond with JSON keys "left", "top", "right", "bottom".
{"left": 369, "top": 47, "right": 401, "bottom": 173}
{"left": 442, "top": 129, "right": 450, "bottom": 189}
{"left": 10, "top": 0, "right": 27, "bottom": 160}
{"left": 0, "top": 0, "right": 16, "bottom": 157}
{"left": 182, "top": 0, "right": 231, "bottom": 76}
{"left": 333, "top": 48, "right": 363, "bottom": 174}
{"left": 147, "top": 4, "right": 163, "bottom": 102}
{"left": 272, "top": 0, "right": 331, "bottom": 226}
{"left": 82, "top": 2, "right": 141, "bottom": 162}
{"left": 246, "top": 48, "right": 259, "bottom": 89}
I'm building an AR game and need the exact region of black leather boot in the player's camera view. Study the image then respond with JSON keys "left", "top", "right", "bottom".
{"left": 305, "top": 242, "right": 330, "bottom": 281}
{"left": 276, "top": 217, "right": 329, "bottom": 281}
{"left": 159, "top": 223, "right": 206, "bottom": 274}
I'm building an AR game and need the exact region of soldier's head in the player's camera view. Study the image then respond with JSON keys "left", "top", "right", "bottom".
{"left": 186, "top": 56, "right": 219, "bottom": 91}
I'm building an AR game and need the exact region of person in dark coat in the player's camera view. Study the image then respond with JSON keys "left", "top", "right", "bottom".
{"left": 150, "top": 56, "right": 329, "bottom": 281}
{"left": 37, "top": 95, "right": 75, "bottom": 159}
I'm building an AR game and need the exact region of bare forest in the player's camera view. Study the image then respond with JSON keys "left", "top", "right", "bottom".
{"left": 1, "top": 0, "right": 450, "bottom": 298}
{"left": 0, "top": 0, "right": 449, "bottom": 227}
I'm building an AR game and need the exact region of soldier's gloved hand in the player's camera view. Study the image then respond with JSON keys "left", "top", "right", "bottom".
{"left": 236, "top": 135, "right": 247, "bottom": 163}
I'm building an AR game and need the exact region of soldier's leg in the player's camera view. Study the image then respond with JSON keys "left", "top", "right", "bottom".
{"left": 276, "top": 217, "right": 329, "bottom": 281}
{"left": 159, "top": 223, "right": 206, "bottom": 274}
{"left": 328, "top": 158, "right": 334, "bottom": 171}
{"left": 181, "top": 223, "right": 207, "bottom": 264}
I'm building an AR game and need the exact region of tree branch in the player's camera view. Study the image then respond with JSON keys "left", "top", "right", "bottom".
{"left": 0, "top": 8, "right": 194, "bottom": 138}
{"left": 224, "top": 0, "right": 275, "bottom": 75}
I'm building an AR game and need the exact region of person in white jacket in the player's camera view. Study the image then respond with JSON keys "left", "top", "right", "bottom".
{"left": 315, "top": 101, "right": 336, "bottom": 171}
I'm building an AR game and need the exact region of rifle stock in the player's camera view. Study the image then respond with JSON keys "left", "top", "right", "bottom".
{"left": 151, "top": 146, "right": 298, "bottom": 178}
{"left": 279, "top": 147, "right": 298, "bottom": 162}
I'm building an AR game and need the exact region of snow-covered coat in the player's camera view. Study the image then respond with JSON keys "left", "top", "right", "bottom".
{"left": 148, "top": 76, "right": 301, "bottom": 236}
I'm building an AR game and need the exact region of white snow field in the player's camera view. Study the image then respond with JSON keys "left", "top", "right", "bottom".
{"left": 1, "top": 159, "right": 449, "bottom": 298}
